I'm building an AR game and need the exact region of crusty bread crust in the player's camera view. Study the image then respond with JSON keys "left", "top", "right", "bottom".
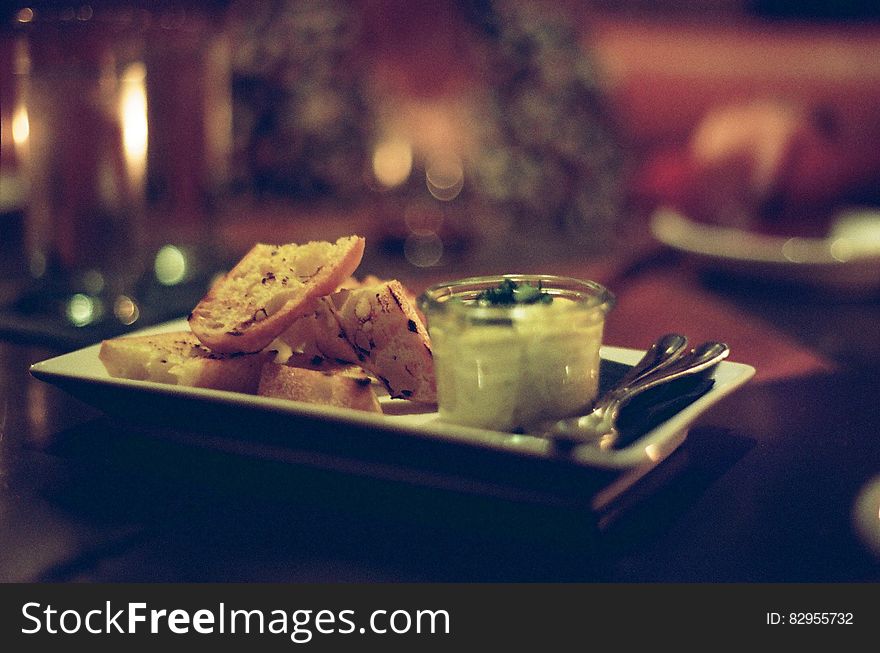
{"left": 99, "top": 331, "right": 271, "bottom": 393}
{"left": 281, "top": 280, "right": 435, "bottom": 403}
{"left": 257, "top": 363, "right": 381, "bottom": 413}
{"left": 188, "top": 235, "right": 365, "bottom": 354}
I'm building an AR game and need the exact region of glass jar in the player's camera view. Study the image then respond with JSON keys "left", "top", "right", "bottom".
{"left": 419, "top": 274, "right": 615, "bottom": 432}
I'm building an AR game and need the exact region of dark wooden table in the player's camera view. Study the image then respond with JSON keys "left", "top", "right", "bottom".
{"left": 2, "top": 219, "right": 880, "bottom": 583}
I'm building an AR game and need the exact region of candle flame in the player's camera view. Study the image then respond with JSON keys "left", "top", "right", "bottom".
{"left": 12, "top": 104, "right": 29, "bottom": 148}
{"left": 119, "top": 62, "right": 148, "bottom": 187}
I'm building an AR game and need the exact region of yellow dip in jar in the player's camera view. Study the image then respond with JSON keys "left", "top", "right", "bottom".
{"left": 419, "top": 275, "right": 615, "bottom": 432}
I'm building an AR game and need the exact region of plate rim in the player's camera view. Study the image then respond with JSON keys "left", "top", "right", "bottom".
{"left": 30, "top": 319, "right": 756, "bottom": 471}
{"left": 650, "top": 206, "right": 880, "bottom": 267}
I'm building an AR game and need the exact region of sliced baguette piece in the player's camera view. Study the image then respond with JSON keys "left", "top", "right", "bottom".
{"left": 188, "top": 235, "right": 365, "bottom": 354}
{"left": 281, "top": 280, "right": 436, "bottom": 403}
{"left": 332, "top": 280, "right": 435, "bottom": 402}
{"left": 98, "top": 330, "right": 272, "bottom": 393}
{"left": 341, "top": 274, "right": 424, "bottom": 319}
{"left": 276, "top": 295, "right": 361, "bottom": 366}
{"left": 257, "top": 362, "right": 381, "bottom": 413}
{"left": 276, "top": 276, "right": 423, "bottom": 368}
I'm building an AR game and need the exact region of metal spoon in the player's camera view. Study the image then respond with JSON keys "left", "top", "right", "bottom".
{"left": 604, "top": 332, "right": 690, "bottom": 389}
{"left": 544, "top": 338, "right": 730, "bottom": 450}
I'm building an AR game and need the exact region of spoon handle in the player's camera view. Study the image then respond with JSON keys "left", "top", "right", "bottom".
{"left": 612, "top": 333, "right": 690, "bottom": 390}
{"left": 544, "top": 339, "right": 730, "bottom": 448}
{"left": 600, "top": 341, "right": 730, "bottom": 423}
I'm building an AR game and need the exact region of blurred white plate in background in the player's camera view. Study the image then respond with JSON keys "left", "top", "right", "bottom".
{"left": 650, "top": 206, "right": 880, "bottom": 294}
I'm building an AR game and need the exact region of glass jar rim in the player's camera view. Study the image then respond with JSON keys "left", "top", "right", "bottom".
{"left": 418, "top": 273, "right": 615, "bottom": 318}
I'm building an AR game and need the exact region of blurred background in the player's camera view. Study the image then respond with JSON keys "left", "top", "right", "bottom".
{"left": 1, "top": 0, "right": 879, "bottom": 347}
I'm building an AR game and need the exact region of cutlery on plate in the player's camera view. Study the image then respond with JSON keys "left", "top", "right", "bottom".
{"left": 601, "top": 332, "right": 690, "bottom": 388}
{"left": 542, "top": 335, "right": 730, "bottom": 451}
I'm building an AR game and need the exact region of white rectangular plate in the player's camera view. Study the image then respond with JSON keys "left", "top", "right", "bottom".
{"left": 30, "top": 319, "right": 755, "bottom": 507}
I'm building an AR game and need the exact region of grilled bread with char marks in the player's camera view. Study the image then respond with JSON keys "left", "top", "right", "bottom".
{"left": 188, "top": 235, "right": 365, "bottom": 354}
{"left": 279, "top": 279, "right": 435, "bottom": 403}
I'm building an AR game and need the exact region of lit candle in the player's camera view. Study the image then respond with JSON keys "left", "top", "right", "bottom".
{"left": 119, "top": 61, "right": 148, "bottom": 193}
{"left": 11, "top": 103, "right": 29, "bottom": 152}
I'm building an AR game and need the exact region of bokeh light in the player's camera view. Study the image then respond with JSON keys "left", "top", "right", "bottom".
{"left": 372, "top": 138, "right": 413, "bottom": 188}
{"left": 81, "top": 270, "right": 105, "bottom": 295}
{"left": 66, "top": 294, "right": 103, "bottom": 327}
{"left": 404, "top": 200, "right": 444, "bottom": 236}
{"left": 113, "top": 295, "right": 140, "bottom": 325}
{"left": 404, "top": 233, "right": 443, "bottom": 267}
{"left": 425, "top": 152, "right": 464, "bottom": 201}
{"left": 154, "top": 244, "right": 188, "bottom": 285}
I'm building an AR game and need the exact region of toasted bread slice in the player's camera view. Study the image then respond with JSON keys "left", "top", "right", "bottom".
{"left": 341, "top": 274, "right": 424, "bottom": 320}
{"left": 277, "top": 276, "right": 422, "bottom": 366}
{"left": 99, "top": 330, "right": 272, "bottom": 393}
{"left": 276, "top": 295, "right": 360, "bottom": 365}
{"left": 280, "top": 280, "right": 435, "bottom": 402}
{"left": 188, "top": 235, "right": 365, "bottom": 354}
{"left": 331, "top": 280, "right": 435, "bottom": 402}
{"left": 257, "top": 362, "right": 381, "bottom": 413}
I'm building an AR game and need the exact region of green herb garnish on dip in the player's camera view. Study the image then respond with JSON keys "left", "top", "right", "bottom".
{"left": 475, "top": 278, "right": 553, "bottom": 306}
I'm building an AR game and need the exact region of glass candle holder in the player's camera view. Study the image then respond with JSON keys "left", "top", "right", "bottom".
{"left": 419, "top": 274, "right": 615, "bottom": 432}
{"left": 15, "top": 8, "right": 149, "bottom": 291}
